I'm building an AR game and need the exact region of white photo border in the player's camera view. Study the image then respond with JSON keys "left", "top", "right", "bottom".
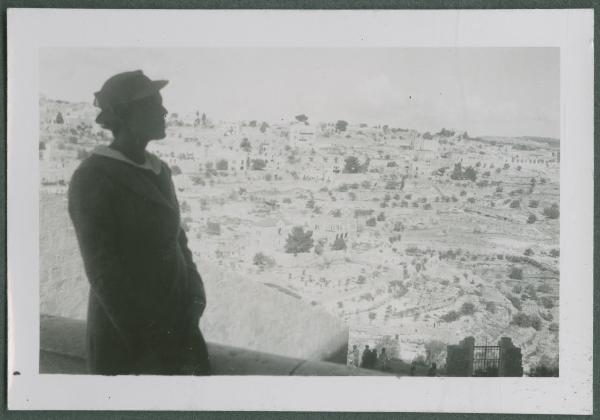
{"left": 7, "top": 8, "right": 594, "bottom": 413}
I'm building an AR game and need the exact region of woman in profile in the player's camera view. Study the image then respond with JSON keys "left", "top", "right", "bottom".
{"left": 68, "top": 70, "right": 210, "bottom": 375}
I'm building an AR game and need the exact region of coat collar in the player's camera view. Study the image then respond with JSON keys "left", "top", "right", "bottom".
{"left": 88, "top": 154, "right": 179, "bottom": 214}
{"left": 92, "top": 145, "right": 163, "bottom": 175}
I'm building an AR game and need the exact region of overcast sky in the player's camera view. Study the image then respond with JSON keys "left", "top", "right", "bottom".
{"left": 40, "top": 48, "right": 559, "bottom": 138}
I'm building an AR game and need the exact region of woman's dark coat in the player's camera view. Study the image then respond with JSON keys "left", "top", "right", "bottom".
{"left": 68, "top": 154, "right": 210, "bottom": 375}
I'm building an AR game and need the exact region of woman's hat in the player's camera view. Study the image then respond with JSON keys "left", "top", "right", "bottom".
{"left": 93, "top": 70, "right": 168, "bottom": 128}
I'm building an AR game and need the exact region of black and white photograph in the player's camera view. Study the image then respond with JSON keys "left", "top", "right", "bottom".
{"left": 7, "top": 8, "right": 593, "bottom": 413}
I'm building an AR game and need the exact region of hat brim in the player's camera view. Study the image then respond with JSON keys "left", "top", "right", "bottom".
{"left": 130, "top": 79, "right": 169, "bottom": 102}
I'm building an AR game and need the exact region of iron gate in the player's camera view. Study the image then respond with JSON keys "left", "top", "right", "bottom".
{"left": 473, "top": 345, "right": 500, "bottom": 376}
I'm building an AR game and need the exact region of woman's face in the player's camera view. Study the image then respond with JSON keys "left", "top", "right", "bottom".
{"left": 124, "top": 92, "right": 168, "bottom": 141}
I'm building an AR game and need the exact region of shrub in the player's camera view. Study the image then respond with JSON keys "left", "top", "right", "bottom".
{"left": 543, "top": 203, "right": 559, "bottom": 219}
{"left": 216, "top": 159, "right": 228, "bottom": 170}
{"left": 548, "top": 322, "right": 559, "bottom": 332}
{"left": 253, "top": 252, "right": 275, "bottom": 268}
{"left": 385, "top": 181, "right": 400, "bottom": 190}
{"left": 524, "top": 248, "right": 534, "bottom": 256}
{"left": 366, "top": 217, "right": 377, "bottom": 227}
{"left": 510, "top": 199, "right": 521, "bottom": 208}
{"left": 441, "top": 310, "right": 460, "bottom": 322}
{"left": 511, "top": 313, "right": 542, "bottom": 330}
{"left": 549, "top": 249, "right": 560, "bottom": 258}
{"left": 530, "top": 315, "right": 542, "bottom": 330}
{"left": 171, "top": 165, "right": 182, "bottom": 175}
{"left": 528, "top": 200, "right": 539, "bottom": 208}
{"left": 377, "top": 212, "right": 386, "bottom": 222}
{"left": 537, "top": 283, "right": 552, "bottom": 293}
{"left": 525, "top": 284, "right": 537, "bottom": 299}
{"left": 355, "top": 209, "right": 374, "bottom": 217}
{"left": 527, "top": 214, "right": 537, "bottom": 224}
{"left": 393, "top": 222, "right": 404, "bottom": 232}
{"left": 460, "top": 302, "right": 476, "bottom": 316}
{"left": 467, "top": 197, "right": 475, "bottom": 204}
{"left": 485, "top": 301, "right": 497, "bottom": 313}
{"left": 510, "top": 312, "right": 531, "bottom": 327}
{"left": 508, "top": 266, "right": 523, "bottom": 280}
{"left": 529, "top": 357, "right": 559, "bottom": 377}
{"left": 507, "top": 294, "right": 522, "bottom": 310}
{"left": 343, "top": 156, "right": 362, "bottom": 173}
{"left": 423, "top": 203, "right": 433, "bottom": 210}
{"left": 539, "top": 296, "right": 554, "bottom": 309}
{"left": 77, "top": 149, "right": 91, "bottom": 160}
{"left": 331, "top": 209, "right": 342, "bottom": 217}
{"left": 512, "top": 285, "right": 522, "bottom": 294}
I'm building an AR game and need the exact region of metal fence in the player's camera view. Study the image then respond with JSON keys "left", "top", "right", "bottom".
{"left": 473, "top": 345, "right": 500, "bottom": 376}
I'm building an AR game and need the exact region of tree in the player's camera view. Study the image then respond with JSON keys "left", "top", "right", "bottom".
{"left": 335, "top": 120, "right": 348, "bottom": 132}
{"left": 249, "top": 120, "right": 257, "bottom": 127}
{"left": 171, "top": 165, "right": 182, "bottom": 175}
{"left": 240, "top": 138, "right": 252, "bottom": 153}
{"left": 295, "top": 114, "right": 309, "bottom": 123}
{"left": 463, "top": 166, "right": 477, "bottom": 182}
{"left": 450, "top": 162, "right": 463, "bottom": 180}
{"left": 422, "top": 131, "right": 433, "bottom": 140}
{"left": 424, "top": 340, "right": 446, "bottom": 364}
{"left": 366, "top": 217, "right": 377, "bottom": 227}
{"left": 285, "top": 226, "right": 314, "bottom": 255}
{"left": 216, "top": 159, "right": 228, "bottom": 171}
{"left": 55, "top": 112, "right": 64, "bottom": 124}
{"left": 527, "top": 214, "right": 537, "bottom": 224}
{"left": 331, "top": 235, "right": 347, "bottom": 251}
{"left": 343, "top": 156, "right": 362, "bottom": 174}
{"left": 260, "top": 121, "right": 269, "bottom": 133}
{"left": 201, "top": 112, "right": 207, "bottom": 126}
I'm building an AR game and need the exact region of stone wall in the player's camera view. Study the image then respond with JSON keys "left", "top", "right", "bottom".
{"left": 40, "top": 192, "right": 348, "bottom": 362}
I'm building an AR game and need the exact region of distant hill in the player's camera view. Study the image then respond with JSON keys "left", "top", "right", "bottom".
{"left": 476, "top": 135, "right": 560, "bottom": 149}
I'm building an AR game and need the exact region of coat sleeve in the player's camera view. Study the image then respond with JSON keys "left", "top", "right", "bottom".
{"left": 163, "top": 162, "right": 207, "bottom": 320}
{"left": 178, "top": 228, "right": 207, "bottom": 319}
{"left": 68, "top": 165, "right": 149, "bottom": 347}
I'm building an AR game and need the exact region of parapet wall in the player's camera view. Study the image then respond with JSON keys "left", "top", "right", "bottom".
{"left": 40, "top": 192, "right": 349, "bottom": 362}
